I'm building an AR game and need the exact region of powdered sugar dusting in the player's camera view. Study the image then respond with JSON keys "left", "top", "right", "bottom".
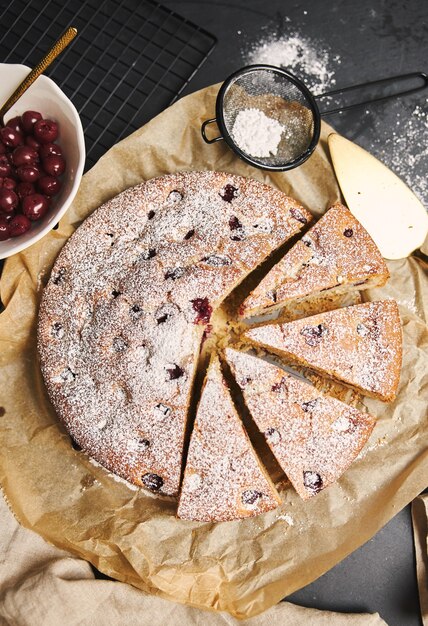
{"left": 225, "top": 348, "right": 376, "bottom": 500}
{"left": 245, "top": 300, "right": 402, "bottom": 401}
{"left": 245, "top": 32, "right": 337, "bottom": 94}
{"left": 241, "top": 203, "right": 389, "bottom": 316}
{"left": 38, "top": 171, "right": 309, "bottom": 498}
{"left": 232, "top": 108, "right": 284, "bottom": 157}
{"left": 368, "top": 99, "right": 428, "bottom": 206}
{"left": 178, "top": 358, "right": 280, "bottom": 521}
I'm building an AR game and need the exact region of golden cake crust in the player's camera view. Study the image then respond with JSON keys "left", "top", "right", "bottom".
{"left": 225, "top": 348, "right": 376, "bottom": 499}
{"left": 38, "top": 171, "right": 310, "bottom": 496}
{"left": 177, "top": 357, "right": 280, "bottom": 521}
{"left": 240, "top": 203, "right": 389, "bottom": 318}
{"left": 244, "top": 300, "right": 402, "bottom": 402}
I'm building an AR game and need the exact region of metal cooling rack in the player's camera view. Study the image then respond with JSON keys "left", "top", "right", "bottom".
{"left": 0, "top": 0, "right": 216, "bottom": 170}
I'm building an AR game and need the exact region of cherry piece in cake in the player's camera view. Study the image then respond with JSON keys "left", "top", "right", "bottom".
{"left": 167, "top": 364, "right": 184, "bottom": 380}
{"left": 303, "top": 471, "right": 323, "bottom": 494}
{"left": 141, "top": 473, "right": 164, "bottom": 492}
{"left": 191, "top": 297, "right": 212, "bottom": 324}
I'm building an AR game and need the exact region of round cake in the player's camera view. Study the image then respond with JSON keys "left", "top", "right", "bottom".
{"left": 37, "top": 171, "right": 310, "bottom": 497}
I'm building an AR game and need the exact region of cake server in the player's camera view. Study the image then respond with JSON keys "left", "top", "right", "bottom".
{"left": 328, "top": 133, "right": 428, "bottom": 260}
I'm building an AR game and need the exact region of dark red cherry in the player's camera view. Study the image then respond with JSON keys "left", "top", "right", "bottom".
{"left": 241, "top": 490, "right": 262, "bottom": 505}
{"left": 12, "top": 145, "right": 39, "bottom": 167}
{"left": 33, "top": 118, "right": 58, "bottom": 143}
{"left": 0, "top": 216, "right": 10, "bottom": 240}
{"left": 141, "top": 473, "right": 164, "bottom": 492}
{"left": 25, "top": 135, "right": 41, "bottom": 151}
{"left": 220, "top": 184, "right": 238, "bottom": 202}
{"left": 290, "top": 207, "right": 308, "bottom": 224}
{"left": 2, "top": 177, "right": 16, "bottom": 190}
{"left": 17, "top": 164, "right": 42, "bottom": 183}
{"left": 191, "top": 297, "right": 212, "bottom": 324}
{"left": 167, "top": 364, "right": 184, "bottom": 380}
{"left": 21, "top": 110, "right": 43, "bottom": 133}
{"left": 22, "top": 194, "right": 49, "bottom": 221}
{"left": 0, "top": 142, "right": 6, "bottom": 155}
{"left": 5, "top": 116, "right": 23, "bottom": 133}
{"left": 38, "top": 175, "right": 62, "bottom": 196}
{"left": 43, "top": 154, "right": 65, "bottom": 177}
{"left": 0, "top": 188, "right": 18, "bottom": 213}
{"left": 0, "top": 126, "right": 23, "bottom": 148}
{"left": 303, "top": 471, "right": 323, "bottom": 494}
{"left": 0, "top": 155, "right": 11, "bottom": 177}
{"left": 39, "top": 142, "right": 62, "bottom": 159}
{"left": 9, "top": 214, "right": 31, "bottom": 237}
{"left": 16, "top": 182, "right": 36, "bottom": 199}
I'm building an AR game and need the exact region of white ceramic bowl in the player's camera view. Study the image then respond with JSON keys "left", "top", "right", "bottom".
{"left": 0, "top": 63, "right": 85, "bottom": 260}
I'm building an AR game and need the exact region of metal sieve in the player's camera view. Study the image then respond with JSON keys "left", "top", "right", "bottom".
{"left": 201, "top": 65, "right": 428, "bottom": 172}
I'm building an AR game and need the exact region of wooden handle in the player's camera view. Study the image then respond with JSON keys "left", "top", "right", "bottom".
{"left": 0, "top": 27, "right": 77, "bottom": 124}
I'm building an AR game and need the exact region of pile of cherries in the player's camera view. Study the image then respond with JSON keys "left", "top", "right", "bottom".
{"left": 0, "top": 110, "right": 66, "bottom": 241}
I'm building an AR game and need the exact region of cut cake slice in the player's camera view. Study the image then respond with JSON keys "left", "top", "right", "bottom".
{"left": 177, "top": 356, "right": 281, "bottom": 522}
{"left": 225, "top": 348, "right": 376, "bottom": 500}
{"left": 240, "top": 203, "right": 389, "bottom": 319}
{"left": 243, "top": 300, "right": 402, "bottom": 402}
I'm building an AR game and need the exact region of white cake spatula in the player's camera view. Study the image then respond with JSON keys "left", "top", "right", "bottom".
{"left": 328, "top": 133, "right": 428, "bottom": 260}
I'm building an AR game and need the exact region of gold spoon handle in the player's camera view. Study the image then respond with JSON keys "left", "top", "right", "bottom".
{"left": 0, "top": 26, "right": 77, "bottom": 124}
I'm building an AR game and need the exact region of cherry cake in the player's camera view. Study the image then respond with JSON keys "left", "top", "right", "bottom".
{"left": 38, "top": 171, "right": 310, "bottom": 497}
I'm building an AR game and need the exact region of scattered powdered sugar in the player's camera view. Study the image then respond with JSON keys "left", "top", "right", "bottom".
{"left": 368, "top": 99, "right": 428, "bottom": 206}
{"left": 232, "top": 108, "right": 285, "bottom": 157}
{"left": 277, "top": 513, "right": 294, "bottom": 526}
{"left": 244, "top": 32, "right": 337, "bottom": 94}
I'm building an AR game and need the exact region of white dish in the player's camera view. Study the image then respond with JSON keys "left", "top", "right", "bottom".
{"left": 0, "top": 63, "right": 85, "bottom": 260}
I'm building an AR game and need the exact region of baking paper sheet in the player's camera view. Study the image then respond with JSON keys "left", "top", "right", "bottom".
{"left": 0, "top": 84, "right": 427, "bottom": 619}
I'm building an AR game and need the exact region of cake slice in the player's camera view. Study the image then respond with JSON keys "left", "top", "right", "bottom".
{"left": 240, "top": 203, "right": 389, "bottom": 319}
{"left": 177, "top": 356, "right": 280, "bottom": 521}
{"left": 243, "top": 300, "right": 402, "bottom": 402}
{"left": 225, "top": 348, "right": 376, "bottom": 500}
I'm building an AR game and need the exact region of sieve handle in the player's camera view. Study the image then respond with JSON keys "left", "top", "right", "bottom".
{"left": 201, "top": 118, "right": 223, "bottom": 144}
{"left": 316, "top": 71, "right": 428, "bottom": 116}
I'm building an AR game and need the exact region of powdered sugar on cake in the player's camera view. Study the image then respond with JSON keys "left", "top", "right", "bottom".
{"left": 38, "top": 171, "right": 310, "bottom": 497}
{"left": 245, "top": 301, "right": 402, "bottom": 402}
{"left": 177, "top": 357, "right": 280, "bottom": 521}
{"left": 225, "top": 348, "right": 376, "bottom": 500}
{"left": 241, "top": 203, "right": 389, "bottom": 317}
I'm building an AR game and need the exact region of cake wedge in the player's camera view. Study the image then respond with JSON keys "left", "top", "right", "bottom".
{"left": 225, "top": 348, "right": 376, "bottom": 500}
{"left": 243, "top": 300, "right": 402, "bottom": 402}
{"left": 177, "top": 356, "right": 281, "bottom": 522}
{"left": 240, "top": 203, "right": 389, "bottom": 319}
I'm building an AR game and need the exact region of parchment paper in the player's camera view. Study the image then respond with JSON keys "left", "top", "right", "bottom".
{"left": 0, "top": 84, "right": 427, "bottom": 619}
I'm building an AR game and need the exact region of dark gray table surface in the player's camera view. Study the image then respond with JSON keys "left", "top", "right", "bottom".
{"left": 162, "top": 1, "right": 426, "bottom": 625}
